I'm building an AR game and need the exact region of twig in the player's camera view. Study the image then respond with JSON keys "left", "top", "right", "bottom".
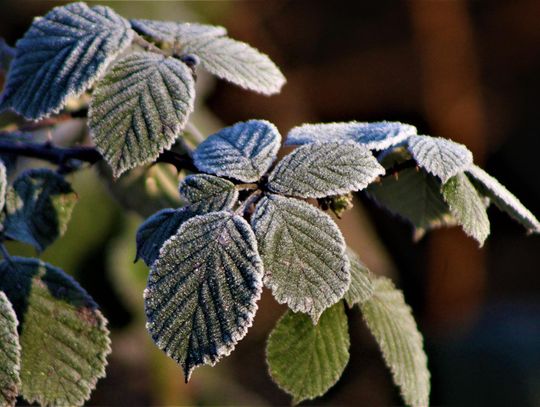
{"left": 132, "top": 34, "right": 168, "bottom": 56}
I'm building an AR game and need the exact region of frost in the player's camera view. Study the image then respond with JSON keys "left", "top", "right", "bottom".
{"left": 179, "top": 174, "right": 238, "bottom": 213}
{"left": 131, "top": 19, "right": 226, "bottom": 44}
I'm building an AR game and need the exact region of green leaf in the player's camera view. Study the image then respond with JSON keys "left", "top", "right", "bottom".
{"left": 0, "top": 160, "right": 6, "bottom": 214}
{"left": 266, "top": 303, "right": 350, "bottom": 404}
{"left": 285, "top": 121, "right": 417, "bottom": 150}
{"left": 251, "top": 194, "right": 350, "bottom": 323}
{"left": 0, "top": 291, "right": 21, "bottom": 407}
{"left": 268, "top": 142, "right": 384, "bottom": 198}
{"left": 408, "top": 135, "right": 473, "bottom": 183}
{"left": 193, "top": 120, "right": 281, "bottom": 182}
{"left": 466, "top": 165, "right": 540, "bottom": 233}
{"left": 179, "top": 174, "right": 238, "bottom": 213}
{"left": 343, "top": 248, "right": 374, "bottom": 307}
{"left": 145, "top": 211, "right": 263, "bottom": 380}
{"left": 442, "top": 172, "right": 490, "bottom": 246}
{"left": 367, "top": 168, "right": 456, "bottom": 238}
{"left": 135, "top": 208, "right": 193, "bottom": 267}
{"left": 0, "top": 257, "right": 111, "bottom": 406}
{"left": 2, "top": 169, "right": 78, "bottom": 252}
{"left": 361, "top": 277, "right": 430, "bottom": 407}
{"left": 130, "top": 19, "right": 226, "bottom": 44}
{"left": 182, "top": 36, "right": 285, "bottom": 95}
{"left": 0, "top": 2, "right": 133, "bottom": 120}
{"left": 89, "top": 52, "right": 195, "bottom": 177}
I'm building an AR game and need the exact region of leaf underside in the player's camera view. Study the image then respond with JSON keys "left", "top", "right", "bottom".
{"left": 0, "top": 2, "right": 133, "bottom": 120}
{"left": 442, "top": 172, "right": 490, "bottom": 246}
{"left": 145, "top": 212, "right": 263, "bottom": 380}
{"left": 343, "top": 248, "right": 374, "bottom": 307}
{"left": 408, "top": 135, "right": 473, "bottom": 183}
{"left": 251, "top": 194, "right": 350, "bottom": 323}
{"left": 182, "top": 35, "right": 286, "bottom": 95}
{"left": 266, "top": 303, "right": 350, "bottom": 404}
{"left": 0, "top": 291, "right": 21, "bottom": 407}
{"left": 0, "top": 257, "right": 111, "bottom": 407}
{"left": 466, "top": 165, "right": 540, "bottom": 233}
{"left": 2, "top": 169, "right": 78, "bottom": 252}
{"left": 130, "top": 19, "right": 226, "bottom": 44}
{"left": 361, "top": 277, "right": 430, "bottom": 407}
{"left": 367, "top": 168, "right": 456, "bottom": 238}
{"left": 89, "top": 51, "right": 195, "bottom": 177}
{"left": 268, "top": 142, "right": 384, "bottom": 198}
{"left": 285, "top": 121, "right": 417, "bottom": 150}
{"left": 179, "top": 174, "right": 238, "bottom": 214}
{"left": 193, "top": 120, "right": 281, "bottom": 182}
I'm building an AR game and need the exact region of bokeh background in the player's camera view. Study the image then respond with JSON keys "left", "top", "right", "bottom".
{"left": 2, "top": 1, "right": 540, "bottom": 405}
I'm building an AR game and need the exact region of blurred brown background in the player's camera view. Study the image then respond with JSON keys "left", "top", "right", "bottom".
{"left": 2, "top": 0, "right": 540, "bottom": 405}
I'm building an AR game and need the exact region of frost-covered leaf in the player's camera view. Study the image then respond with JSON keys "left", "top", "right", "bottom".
{"left": 131, "top": 19, "right": 226, "bottom": 44}
{"left": 145, "top": 211, "right": 263, "bottom": 380}
{"left": 466, "top": 165, "right": 540, "bottom": 233}
{"left": 285, "top": 121, "right": 417, "bottom": 150}
{"left": 179, "top": 174, "right": 238, "bottom": 213}
{"left": 0, "top": 257, "right": 111, "bottom": 406}
{"left": 251, "top": 194, "right": 350, "bottom": 323}
{"left": 343, "top": 248, "right": 374, "bottom": 307}
{"left": 0, "top": 291, "right": 21, "bottom": 407}
{"left": 0, "top": 2, "right": 133, "bottom": 120}
{"left": 0, "top": 160, "right": 7, "bottom": 214}
{"left": 3, "top": 169, "right": 78, "bottom": 252}
{"left": 266, "top": 303, "right": 350, "bottom": 404}
{"left": 268, "top": 142, "right": 384, "bottom": 198}
{"left": 367, "top": 168, "right": 456, "bottom": 238}
{"left": 193, "top": 120, "right": 281, "bottom": 182}
{"left": 135, "top": 208, "right": 193, "bottom": 267}
{"left": 182, "top": 36, "right": 285, "bottom": 95}
{"left": 408, "top": 135, "right": 473, "bottom": 183}
{"left": 442, "top": 173, "right": 490, "bottom": 246}
{"left": 89, "top": 52, "right": 195, "bottom": 177}
{"left": 361, "top": 277, "right": 430, "bottom": 407}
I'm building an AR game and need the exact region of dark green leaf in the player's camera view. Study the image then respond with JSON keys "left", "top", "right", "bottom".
{"left": 266, "top": 303, "right": 350, "bottom": 404}
{"left": 0, "top": 257, "right": 111, "bottom": 406}
{"left": 0, "top": 291, "right": 21, "bottom": 407}
{"left": 0, "top": 2, "right": 133, "bottom": 120}
{"left": 89, "top": 52, "right": 195, "bottom": 177}
{"left": 3, "top": 169, "right": 78, "bottom": 252}
{"left": 193, "top": 120, "right": 281, "bottom": 182}
{"left": 179, "top": 174, "right": 238, "bottom": 213}
{"left": 251, "top": 194, "right": 350, "bottom": 323}
{"left": 145, "top": 211, "right": 263, "bottom": 380}
{"left": 361, "top": 277, "right": 430, "bottom": 407}
{"left": 442, "top": 173, "right": 490, "bottom": 246}
{"left": 268, "top": 142, "right": 384, "bottom": 198}
{"left": 343, "top": 248, "right": 374, "bottom": 307}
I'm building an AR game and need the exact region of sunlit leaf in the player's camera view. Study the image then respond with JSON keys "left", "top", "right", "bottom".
{"left": 2, "top": 169, "right": 78, "bottom": 252}
{"left": 89, "top": 51, "right": 195, "bottom": 177}
{"left": 0, "top": 257, "right": 111, "bottom": 406}
{"left": 343, "top": 248, "right": 374, "bottom": 307}
{"left": 145, "top": 211, "right": 263, "bottom": 380}
{"left": 367, "top": 168, "right": 456, "bottom": 238}
{"left": 0, "top": 2, "right": 133, "bottom": 119}
{"left": 268, "top": 142, "right": 384, "bottom": 198}
{"left": 179, "top": 174, "right": 238, "bottom": 213}
{"left": 251, "top": 194, "right": 349, "bottom": 323}
{"left": 285, "top": 121, "right": 417, "bottom": 150}
{"left": 193, "top": 120, "right": 281, "bottom": 182}
{"left": 183, "top": 36, "right": 285, "bottom": 95}
{"left": 467, "top": 165, "right": 540, "bottom": 233}
{"left": 361, "top": 277, "right": 430, "bottom": 407}
{"left": 408, "top": 135, "right": 473, "bottom": 183}
{"left": 0, "top": 291, "right": 21, "bottom": 407}
{"left": 131, "top": 19, "right": 226, "bottom": 44}
{"left": 135, "top": 208, "right": 192, "bottom": 267}
{"left": 442, "top": 173, "right": 490, "bottom": 246}
{"left": 266, "top": 303, "right": 350, "bottom": 404}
